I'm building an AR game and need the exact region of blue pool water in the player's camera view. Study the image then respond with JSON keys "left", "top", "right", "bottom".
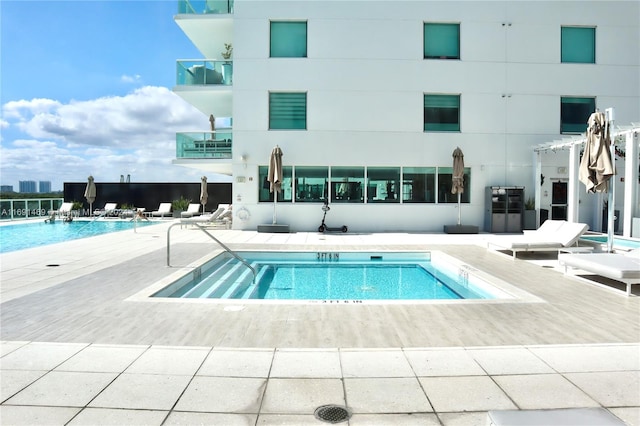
{"left": 154, "top": 252, "right": 506, "bottom": 301}
{"left": 580, "top": 235, "right": 640, "bottom": 250}
{"left": 0, "top": 220, "right": 155, "bottom": 253}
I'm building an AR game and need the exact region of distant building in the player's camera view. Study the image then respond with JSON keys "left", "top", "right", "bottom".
{"left": 19, "top": 181, "right": 37, "bottom": 193}
{"left": 0, "top": 185, "right": 14, "bottom": 192}
{"left": 39, "top": 181, "right": 52, "bottom": 193}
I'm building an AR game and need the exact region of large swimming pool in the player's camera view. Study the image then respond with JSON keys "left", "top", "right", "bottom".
{"left": 0, "top": 220, "right": 155, "bottom": 253}
{"left": 151, "top": 251, "right": 514, "bottom": 302}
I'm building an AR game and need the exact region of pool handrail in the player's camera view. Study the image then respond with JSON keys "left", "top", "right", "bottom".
{"left": 166, "top": 222, "right": 256, "bottom": 283}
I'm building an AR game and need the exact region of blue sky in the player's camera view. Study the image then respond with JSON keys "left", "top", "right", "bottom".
{"left": 1, "top": 0, "right": 225, "bottom": 191}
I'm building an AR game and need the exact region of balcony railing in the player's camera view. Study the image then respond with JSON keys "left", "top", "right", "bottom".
{"left": 177, "top": 131, "right": 232, "bottom": 159}
{"left": 178, "top": 0, "right": 234, "bottom": 14}
{"left": 177, "top": 60, "right": 233, "bottom": 86}
{"left": 0, "top": 198, "right": 65, "bottom": 220}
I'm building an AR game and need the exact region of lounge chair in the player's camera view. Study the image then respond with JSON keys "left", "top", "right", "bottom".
{"left": 558, "top": 249, "right": 640, "bottom": 296}
{"left": 181, "top": 204, "right": 231, "bottom": 228}
{"left": 487, "top": 220, "right": 589, "bottom": 259}
{"left": 151, "top": 202, "right": 172, "bottom": 218}
{"left": 93, "top": 203, "right": 117, "bottom": 217}
{"left": 49, "top": 202, "right": 73, "bottom": 218}
{"left": 180, "top": 203, "right": 203, "bottom": 218}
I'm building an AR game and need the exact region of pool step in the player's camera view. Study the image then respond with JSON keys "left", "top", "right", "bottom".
{"left": 220, "top": 262, "right": 266, "bottom": 299}
{"left": 181, "top": 258, "right": 241, "bottom": 298}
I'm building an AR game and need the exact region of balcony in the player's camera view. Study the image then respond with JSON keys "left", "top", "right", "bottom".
{"left": 178, "top": 0, "right": 233, "bottom": 14}
{"left": 176, "top": 131, "right": 232, "bottom": 159}
{"left": 177, "top": 60, "right": 232, "bottom": 86}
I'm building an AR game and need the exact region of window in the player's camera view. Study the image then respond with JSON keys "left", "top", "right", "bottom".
{"left": 402, "top": 167, "right": 435, "bottom": 203}
{"left": 437, "top": 167, "right": 470, "bottom": 203}
{"left": 424, "top": 23, "right": 460, "bottom": 59}
{"left": 366, "top": 167, "right": 400, "bottom": 203}
{"left": 258, "top": 165, "right": 293, "bottom": 202}
{"left": 270, "top": 21, "right": 307, "bottom": 58}
{"left": 560, "top": 97, "right": 595, "bottom": 133}
{"left": 269, "top": 92, "right": 307, "bottom": 130}
{"left": 561, "top": 26, "right": 595, "bottom": 63}
{"left": 330, "top": 167, "right": 364, "bottom": 203}
{"left": 294, "top": 166, "right": 328, "bottom": 202}
{"left": 424, "top": 94, "right": 460, "bottom": 132}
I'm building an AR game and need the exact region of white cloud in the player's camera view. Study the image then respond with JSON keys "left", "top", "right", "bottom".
{"left": 0, "top": 86, "right": 227, "bottom": 191}
{"left": 121, "top": 74, "right": 142, "bottom": 83}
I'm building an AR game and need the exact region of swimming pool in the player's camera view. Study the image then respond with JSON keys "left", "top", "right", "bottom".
{"left": 580, "top": 235, "right": 640, "bottom": 250}
{"left": 0, "top": 220, "right": 155, "bottom": 253}
{"left": 151, "top": 251, "right": 514, "bottom": 302}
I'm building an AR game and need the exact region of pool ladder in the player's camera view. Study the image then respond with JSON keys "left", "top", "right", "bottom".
{"left": 166, "top": 222, "right": 256, "bottom": 283}
{"left": 317, "top": 252, "right": 339, "bottom": 261}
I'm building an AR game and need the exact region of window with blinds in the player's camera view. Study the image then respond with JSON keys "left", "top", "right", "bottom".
{"left": 270, "top": 21, "right": 308, "bottom": 58}
{"left": 560, "top": 97, "right": 595, "bottom": 133}
{"left": 424, "top": 23, "right": 460, "bottom": 59}
{"left": 561, "top": 26, "right": 595, "bottom": 63}
{"left": 269, "top": 92, "right": 307, "bottom": 130}
{"left": 424, "top": 94, "right": 461, "bottom": 132}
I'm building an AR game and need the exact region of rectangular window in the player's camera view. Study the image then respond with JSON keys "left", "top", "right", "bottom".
{"left": 424, "top": 23, "right": 460, "bottom": 59}
{"left": 366, "top": 167, "right": 400, "bottom": 203}
{"left": 294, "top": 166, "right": 328, "bottom": 202}
{"left": 437, "top": 167, "right": 470, "bottom": 204}
{"left": 560, "top": 97, "right": 595, "bottom": 133}
{"left": 270, "top": 21, "right": 307, "bottom": 58}
{"left": 424, "top": 94, "right": 460, "bottom": 132}
{"left": 402, "top": 167, "right": 436, "bottom": 203}
{"left": 258, "top": 165, "right": 293, "bottom": 202}
{"left": 269, "top": 92, "right": 307, "bottom": 130}
{"left": 561, "top": 26, "right": 595, "bottom": 63}
{"left": 330, "top": 167, "right": 364, "bottom": 203}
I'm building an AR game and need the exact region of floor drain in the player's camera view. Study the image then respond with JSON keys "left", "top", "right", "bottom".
{"left": 46, "top": 264, "right": 60, "bottom": 267}
{"left": 314, "top": 405, "right": 351, "bottom": 423}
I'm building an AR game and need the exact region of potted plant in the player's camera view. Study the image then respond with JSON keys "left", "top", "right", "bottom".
{"left": 172, "top": 197, "right": 190, "bottom": 218}
{"left": 221, "top": 43, "right": 233, "bottom": 85}
{"left": 524, "top": 197, "right": 536, "bottom": 230}
{"left": 71, "top": 200, "right": 83, "bottom": 217}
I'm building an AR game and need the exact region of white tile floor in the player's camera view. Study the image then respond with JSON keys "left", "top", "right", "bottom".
{"left": 1, "top": 341, "right": 639, "bottom": 425}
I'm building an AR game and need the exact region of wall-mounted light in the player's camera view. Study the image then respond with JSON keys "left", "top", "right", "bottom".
{"left": 240, "top": 154, "right": 248, "bottom": 169}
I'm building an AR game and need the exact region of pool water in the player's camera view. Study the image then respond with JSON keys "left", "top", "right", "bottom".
{"left": 0, "top": 220, "right": 155, "bottom": 253}
{"left": 153, "top": 252, "right": 507, "bottom": 301}
{"left": 580, "top": 235, "right": 640, "bottom": 250}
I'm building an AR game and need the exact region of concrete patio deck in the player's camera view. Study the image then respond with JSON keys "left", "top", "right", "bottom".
{"left": 1, "top": 221, "right": 638, "bottom": 425}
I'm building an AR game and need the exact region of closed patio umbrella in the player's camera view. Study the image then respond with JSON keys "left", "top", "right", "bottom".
{"left": 268, "top": 145, "right": 283, "bottom": 224}
{"left": 84, "top": 175, "right": 96, "bottom": 217}
{"left": 451, "top": 147, "right": 465, "bottom": 225}
{"left": 200, "top": 176, "right": 208, "bottom": 214}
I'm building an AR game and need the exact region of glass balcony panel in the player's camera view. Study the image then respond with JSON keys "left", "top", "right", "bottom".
{"left": 177, "top": 60, "right": 232, "bottom": 86}
{"left": 176, "top": 131, "right": 232, "bottom": 159}
{"left": 178, "top": 0, "right": 234, "bottom": 14}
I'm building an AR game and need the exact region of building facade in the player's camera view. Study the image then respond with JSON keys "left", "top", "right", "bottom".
{"left": 18, "top": 181, "right": 37, "bottom": 193}
{"left": 173, "top": 0, "right": 639, "bottom": 232}
{"left": 38, "top": 181, "right": 52, "bottom": 193}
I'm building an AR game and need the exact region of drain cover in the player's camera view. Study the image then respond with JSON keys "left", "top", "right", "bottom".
{"left": 314, "top": 405, "right": 351, "bottom": 423}
{"left": 46, "top": 264, "right": 60, "bottom": 267}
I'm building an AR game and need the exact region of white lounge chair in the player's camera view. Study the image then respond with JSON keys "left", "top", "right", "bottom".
{"left": 180, "top": 203, "right": 203, "bottom": 218}
{"left": 151, "top": 202, "right": 172, "bottom": 218}
{"left": 558, "top": 249, "right": 640, "bottom": 296}
{"left": 487, "top": 220, "right": 589, "bottom": 259}
{"left": 49, "top": 202, "right": 73, "bottom": 219}
{"left": 93, "top": 203, "right": 117, "bottom": 217}
{"left": 181, "top": 204, "right": 231, "bottom": 228}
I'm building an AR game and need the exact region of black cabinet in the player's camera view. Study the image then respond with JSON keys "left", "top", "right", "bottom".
{"left": 485, "top": 186, "right": 524, "bottom": 233}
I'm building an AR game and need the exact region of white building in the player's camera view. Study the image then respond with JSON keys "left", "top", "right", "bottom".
{"left": 173, "top": 0, "right": 639, "bottom": 233}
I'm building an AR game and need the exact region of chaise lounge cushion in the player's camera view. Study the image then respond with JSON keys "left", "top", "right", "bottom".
{"left": 558, "top": 250, "right": 640, "bottom": 281}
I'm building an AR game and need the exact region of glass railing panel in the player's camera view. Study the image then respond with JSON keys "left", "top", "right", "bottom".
{"left": 177, "top": 60, "right": 233, "bottom": 86}
{"left": 176, "top": 131, "right": 233, "bottom": 159}
{"left": 178, "top": 0, "right": 234, "bottom": 15}
{"left": 0, "top": 198, "right": 64, "bottom": 220}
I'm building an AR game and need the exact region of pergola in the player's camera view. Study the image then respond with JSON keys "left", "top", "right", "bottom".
{"left": 533, "top": 119, "right": 640, "bottom": 241}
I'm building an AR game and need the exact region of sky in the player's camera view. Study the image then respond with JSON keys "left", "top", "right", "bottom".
{"left": 1, "top": 0, "right": 230, "bottom": 192}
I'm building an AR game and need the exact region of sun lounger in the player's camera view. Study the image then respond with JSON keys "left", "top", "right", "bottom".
{"left": 180, "top": 203, "right": 202, "bottom": 218}
{"left": 93, "top": 203, "right": 117, "bottom": 217}
{"left": 487, "top": 220, "right": 589, "bottom": 259}
{"left": 558, "top": 249, "right": 640, "bottom": 296}
{"left": 181, "top": 204, "right": 231, "bottom": 228}
{"left": 151, "top": 202, "right": 172, "bottom": 218}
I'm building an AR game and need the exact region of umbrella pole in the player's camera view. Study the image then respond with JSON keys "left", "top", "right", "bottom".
{"left": 457, "top": 193, "right": 461, "bottom": 225}
{"left": 273, "top": 191, "right": 277, "bottom": 224}
{"left": 606, "top": 112, "right": 615, "bottom": 253}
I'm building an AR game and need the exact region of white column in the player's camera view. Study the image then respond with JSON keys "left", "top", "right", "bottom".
{"left": 567, "top": 143, "right": 580, "bottom": 223}
{"left": 623, "top": 131, "right": 638, "bottom": 237}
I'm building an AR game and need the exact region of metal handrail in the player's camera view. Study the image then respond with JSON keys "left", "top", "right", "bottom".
{"left": 167, "top": 222, "right": 256, "bottom": 283}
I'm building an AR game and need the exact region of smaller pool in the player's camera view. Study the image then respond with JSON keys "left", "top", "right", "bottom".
{"left": 0, "top": 220, "right": 155, "bottom": 253}
{"left": 151, "top": 251, "right": 514, "bottom": 302}
{"left": 580, "top": 235, "right": 640, "bottom": 250}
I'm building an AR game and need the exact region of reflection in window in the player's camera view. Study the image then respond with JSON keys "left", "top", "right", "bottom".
{"left": 402, "top": 167, "right": 436, "bottom": 203}
{"left": 424, "top": 23, "right": 460, "bottom": 59}
{"left": 560, "top": 96, "right": 595, "bottom": 134}
{"left": 331, "top": 167, "right": 365, "bottom": 203}
{"left": 294, "top": 166, "right": 328, "bottom": 202}
{"left": 437, "top": 167, "right": 470, "bottom": 203}
{"left": 258, "top": 165, "right": 293, "bottom": 202}
{"left": 424, "top": 94, "right": 460, "bottom": 132}
{"left": 561, "top": 26, "right": 595, "bottom": 64}
{"left": 366, "top": 167, "right": 400, "bottom": 203}
{"left": 270, "top": 21, "right": 308, "bottom": 58}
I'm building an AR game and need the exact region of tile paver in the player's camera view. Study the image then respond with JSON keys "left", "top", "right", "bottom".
{"left": 174, "top": 376, "right": 266, "bottom": 413}
{"left": 344, "top": 377, "right": 433, "bottom": 413}
{"left": 564, "top": 371, "right": 640, "bottom": 407}
{"left": 198, "top": 348, "right": 274, "bottom": 377}
{"left": 67, "top": 407, "right": 168, "bottom": 425}
{"left": 340, "top": 349, "right": 414, "bottom": 377}
{"left": 125, "top": 346, "right": 209, "bottom": 376}
{"left": 405, "top": 348, "right": 486, "bottom": 376}
{"left": 419, "top": 376, "right": 516, "bottom": 412}
{"left": 0, "top": 405, "right": 80, "bottom": 426}
{"left": 260, "top": 378, "right": 344, "bottom": 414}
{"left": 270, "top": 349, "right": 341, "bottom": 378}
